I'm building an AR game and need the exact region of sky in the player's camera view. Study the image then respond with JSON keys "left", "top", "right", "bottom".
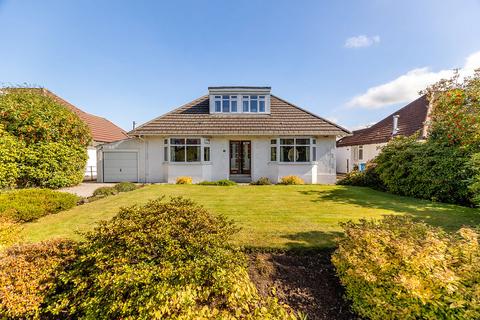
{"left": 1, "top": 0, "right": 479, "bottom": 131}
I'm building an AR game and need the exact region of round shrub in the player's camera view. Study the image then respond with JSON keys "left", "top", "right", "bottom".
{"left": 0, "top": 189, "right": 79, "bottom": 222}
{"left": 279, "top": 175, "right": 304, "bottom": 185}
{"left": 114, "top": 181, "right": 137, "bottom": 192}
{"left": 92, "top": 186, "right": 118, "bottom": 197}
{"left": 44, "top": 197, "right": 294, "bottom": 319}
{"left": 250, "top": 177, "right": 272, "bottom": 185}
{"left": 0, "top": 89, "right": 92, "bottom": 188}
{"left": 176, "top": 176, "right": 193, "bottom": 184}
{"left": 0, "top": 240, "right": 77, "bottom": 319}
{"left": 332, "top": 216, "right": 480, "bottom": 320}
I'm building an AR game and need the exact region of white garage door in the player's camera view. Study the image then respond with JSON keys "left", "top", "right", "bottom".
{"left": 103, "top": 151, "right": 138, "bottom": 182}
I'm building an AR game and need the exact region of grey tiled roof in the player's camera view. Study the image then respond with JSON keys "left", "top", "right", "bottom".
{"left": 130, "top": 95, "right": 349, "bottom": 136}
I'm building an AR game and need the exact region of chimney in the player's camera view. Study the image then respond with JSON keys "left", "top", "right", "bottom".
{"left": 392, "top": 115, "right": 399, "bottom": 135}
{"left": 132, "top": 121, "right": 136, "bottom": 130}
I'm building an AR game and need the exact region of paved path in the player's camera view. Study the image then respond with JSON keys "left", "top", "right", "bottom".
{"left": 60, "top": 182, "right": 115, "bottom": 198}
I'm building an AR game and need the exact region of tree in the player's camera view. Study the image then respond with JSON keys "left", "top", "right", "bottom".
{"left": 0, "top": 88, "right": 92, "bottom": 188}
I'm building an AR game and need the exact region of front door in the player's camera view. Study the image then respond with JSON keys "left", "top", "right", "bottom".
{"left": 230, "top": 141, "right": 251, "bottom": 175}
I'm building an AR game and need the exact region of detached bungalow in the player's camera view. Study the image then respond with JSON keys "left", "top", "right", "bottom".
{"left": 336, "top": 95, "right": 431, "bottom": 173}
{"left": 97, "top": 86, "right": 349, "bottom": 184}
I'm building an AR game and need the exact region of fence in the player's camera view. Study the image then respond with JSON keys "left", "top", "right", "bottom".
{"left": 84, "top": 166, "right": 97, "bottom": 181}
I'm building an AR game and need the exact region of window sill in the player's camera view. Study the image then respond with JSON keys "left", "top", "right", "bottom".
{"left": 269, "top": 161, "right": 318, "bottom": 165}
{"left": 163, "top": 162, "right": 211, "bottom": 165}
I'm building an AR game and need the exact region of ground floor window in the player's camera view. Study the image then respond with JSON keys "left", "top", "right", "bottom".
{"left": 279, "top": 138, "right": 310, "bottom": 162}
{"left": 164, "top": 138, "right": 210, "bottom": 163}
{"left": 270, "top": 138, "right": 315, "bottom": 163}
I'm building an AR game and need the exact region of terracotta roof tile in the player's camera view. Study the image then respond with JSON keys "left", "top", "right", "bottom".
{"left": 130, "top": 95, "right": 350, "bottom": 136}
{"left": 41, "top": 89, "right": 128, "bottom": 143}
{"left": 337, "top": 95, "right": 429, "bottom": 147}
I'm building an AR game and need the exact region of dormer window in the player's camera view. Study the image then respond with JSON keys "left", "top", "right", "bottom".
{"left": 214, "top": 95, "right": 238, "bottom": 113}
{"left": 209, "top": 86, "right": 271, "bottom": 114}
{"left": 242, "top": 95, "right": 266, "bottom": 113}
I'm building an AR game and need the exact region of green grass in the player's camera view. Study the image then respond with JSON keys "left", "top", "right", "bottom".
{"left": 22, "top": 185, "right": 480, "bottom": 249}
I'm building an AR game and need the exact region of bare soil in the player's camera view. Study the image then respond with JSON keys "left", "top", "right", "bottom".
{"left": 248, "top": 250, "right": 360, "bottom": 320}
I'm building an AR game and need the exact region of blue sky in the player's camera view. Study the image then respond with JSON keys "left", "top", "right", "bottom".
{"left": 1, "top": 0, "right": 479, "bottom": 131}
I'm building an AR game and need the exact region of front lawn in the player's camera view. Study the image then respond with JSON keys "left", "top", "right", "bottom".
{"left": 22, "top": 185, "right": 480, "bottom": 249}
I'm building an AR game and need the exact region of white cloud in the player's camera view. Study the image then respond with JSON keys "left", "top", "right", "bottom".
{"left": 347, "top": 50, "right": 480, "bottom": 109}
{"left": 344, "top": 35, "right": 380, "bottom": 48}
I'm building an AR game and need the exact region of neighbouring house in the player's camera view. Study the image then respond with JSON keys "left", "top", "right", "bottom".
{"left": 97, "top": 86, "right": 350, "bottom": 184}
{"left": 40, "top": 89, "right": 128, "bottom": 179}
{"left": 336, "top": 95, "right": 431, "bottom": 173}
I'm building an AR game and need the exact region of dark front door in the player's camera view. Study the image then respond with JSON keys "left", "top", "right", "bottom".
{"left": 230, "top": 141, "right": 251, "bottom": 175}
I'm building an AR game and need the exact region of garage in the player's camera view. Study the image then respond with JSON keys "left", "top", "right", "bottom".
{"left": 103, "top": 151, "right": 138, "bottom": 182}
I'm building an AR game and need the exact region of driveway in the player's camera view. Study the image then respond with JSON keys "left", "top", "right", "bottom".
{"left": 60, "top": 182, "right": 115, "bottom": 198}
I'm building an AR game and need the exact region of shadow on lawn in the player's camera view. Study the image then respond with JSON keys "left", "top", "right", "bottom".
{"left": 281, "top": 230, "right": 344, "bottom": 250}
{"left": 299, "top": 186, "right": 480, "bottom": 232}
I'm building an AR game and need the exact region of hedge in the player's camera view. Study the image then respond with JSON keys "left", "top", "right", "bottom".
{"left": 0, "top": 189, "right": 79, "bottom": 222}
{"left": 44, "top": 197, "right": 295, "bottom": 319}
{"left": 332, "top": 216, "right": 480, "bottom": 320}
{"left": 375, "top": 137, "right": 474, "bottom": 205}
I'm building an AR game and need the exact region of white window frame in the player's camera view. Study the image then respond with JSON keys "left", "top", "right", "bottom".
{"left": 270, "top": 137, "right": 315, "bottom": 163}
{"left": 213, "top": 95, "right": 267, "bottom": 114}
{"left": 164, "top": 138, "right": 211, "bottom": 163}
{"left": 213, "top": 95, "right": 239, "bottom": 113}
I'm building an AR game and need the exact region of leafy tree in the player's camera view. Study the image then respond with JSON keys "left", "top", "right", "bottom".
{"left": 0, "top": 88, "right": 92, "bottom": 188}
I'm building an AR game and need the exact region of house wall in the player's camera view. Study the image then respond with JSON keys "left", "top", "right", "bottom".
{"left": 336, "top": 142, "right": 386, "bottom": 173}
{"left": 98, "top": 135, "right": 338, "bottom": 184}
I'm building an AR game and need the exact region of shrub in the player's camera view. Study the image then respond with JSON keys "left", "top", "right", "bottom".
{"left": 0, "top": 89, "right": 91, "bottom": 188}
{"left": 469, "top": 153, "right": 480, "bottom": 206}
{"left": 375, "top": 136, "right": 474, "bottom": 205}
{"left": 198, "top": 179, "right": 237, "bottom": 186}
{"left": 332, "top": 216, "right": 480, "bottom": 320}
{"left": 114, "top": 181, "right": 138, "bottom": 192}
{"left": 0, "top": 217, "right": 22, "bottom": 250}
{"left": 338, "top": 161, "right": 385, "bottom": 190}
{"left": 250, "top": 177, "right": 272, "bottom": 185}
{"left": 176, "top": 176, "right": 193, "bottom": 184}
{"left": 0, "top": 125, "right": 22, "bottom": 189}
{"left": 44, "top": 197, "right": 294, "bottom": 319}
{"left": 279, "top": 175, "right": 304, "bottom": 185}
{"left": 0, "top": 240, "right": 77, "bottom": 319}
{"left": 92, "top": 186, "right": 118, "bottom": 197}
{"left": 19, "top": 142, "right": 88, "bottom": 188}
{"left": 0, "top": 189, "right": 79, "bottom": 222}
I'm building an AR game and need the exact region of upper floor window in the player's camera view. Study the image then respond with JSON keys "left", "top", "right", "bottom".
{"left": 214, "top": 95, "right": 266, "bottom": 113}
{"left": 214, "top": 95, "right": 238, "bottom": 113}
{"left": 358, "top": 145, "right": 364, "bottom": 161}
{"left": 242, "top": 95, "right": 265, "bottom": 113}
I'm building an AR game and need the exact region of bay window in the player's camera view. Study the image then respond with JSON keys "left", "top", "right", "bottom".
{"left": 164, "top": 138, "right": 211, "bottom": 163}
{"left": 169, "top": 138, "right": 200, "bottom": 162}
{"left": 269, "top": 138, "right": 315, "bottom": 163}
